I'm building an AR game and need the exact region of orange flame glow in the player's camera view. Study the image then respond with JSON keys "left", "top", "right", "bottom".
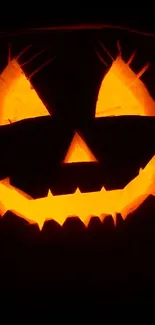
{"left": 0, "top": 59, "right": 50, "bottom": 125}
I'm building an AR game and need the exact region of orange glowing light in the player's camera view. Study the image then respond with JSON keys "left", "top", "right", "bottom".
{"left": 63, "top": 132, "right": 97, "bottom": 163}
{"left": 0, "top": 52, "right": 155, "bottom": 230}
{"left": 0, "top": 58, "right": 50, "bottom": 125}
{"left": 95, "top": 55, "right": 155, "bottom": 117}
{"left": 0, "top": 154, "right": 155, "bottom": 229}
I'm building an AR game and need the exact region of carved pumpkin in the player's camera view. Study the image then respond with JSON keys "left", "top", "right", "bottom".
{"left": 0, "top": 29, "right": 155, "bottom": 230}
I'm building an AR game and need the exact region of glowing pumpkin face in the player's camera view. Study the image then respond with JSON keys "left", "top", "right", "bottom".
{"left": 0, "top": 42, "right": 155, "bottom": 230}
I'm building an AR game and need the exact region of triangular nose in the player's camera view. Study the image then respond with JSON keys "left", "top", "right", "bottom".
{"left": 63, "top": 132, "right": 97, "bottom": 163}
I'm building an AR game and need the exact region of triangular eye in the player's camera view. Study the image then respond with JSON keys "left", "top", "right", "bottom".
{"left": 0, "top": 58, "right": 50, "bottom": 125}
{"left": 63, "top": 132, "right": 97, "bottom": 163}
{"left": 95, "top": 55, "right": 155, "bottom": 117}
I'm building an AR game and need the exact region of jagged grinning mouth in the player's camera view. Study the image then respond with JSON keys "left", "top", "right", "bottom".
{"left": 0, "top": 154, "right": 155, "bottom": 229}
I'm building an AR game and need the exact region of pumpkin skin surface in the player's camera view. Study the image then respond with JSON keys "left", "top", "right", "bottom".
{"left": 0, "top": 112, "right": 155, "bottom": 228}
{"left": 0, "top": 28, "right": 155, "bottom": 228}
{"left": 1, "top": 22, "right": 155, "bottom": 311}
{"left": 1, "top": 114, "right": 155, "bottom": 193}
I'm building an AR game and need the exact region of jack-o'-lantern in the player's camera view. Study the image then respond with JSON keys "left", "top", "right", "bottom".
{"left": 0, "top": 28, "right": 155, "bottom": 229}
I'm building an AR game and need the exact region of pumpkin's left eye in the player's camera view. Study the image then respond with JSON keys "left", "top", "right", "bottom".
{"left": 95, "top": 55, "right": 155, "bottom": 118}
{"left": 0, "top": 58, "right": 50, "bottom": 125}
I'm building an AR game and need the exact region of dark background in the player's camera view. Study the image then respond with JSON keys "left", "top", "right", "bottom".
{"left": 0, "top": 7, "right": 155, "bottom": 320}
